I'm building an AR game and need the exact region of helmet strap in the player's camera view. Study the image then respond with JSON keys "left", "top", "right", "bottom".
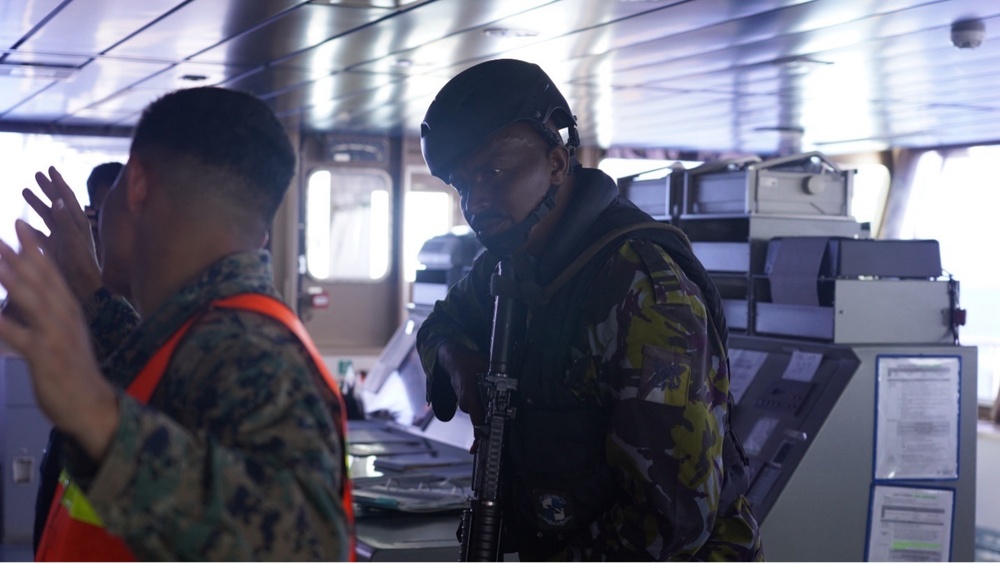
{"left": 477, "top": 184, "right": 558, "bottom": 257}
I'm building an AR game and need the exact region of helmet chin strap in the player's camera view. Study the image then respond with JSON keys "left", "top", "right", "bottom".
{"left": 477, "top": 184, "right": 558, "bottom": 257}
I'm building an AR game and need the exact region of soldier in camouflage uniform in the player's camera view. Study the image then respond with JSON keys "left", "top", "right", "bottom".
{"left": 0, "top": 87, "right": 352, "bottom": 560}
{"left": 416, "top": 59, "right": 764, "bottom": 560}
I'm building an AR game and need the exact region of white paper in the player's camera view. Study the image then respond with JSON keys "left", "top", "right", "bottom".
{"left": 867, "top": 485, "right": 953, "bottom": 562}
{"left": 729, "top": 348, "right": 768, "bottom": 404}
{"left": 875, "top": 356, "right": 960, "bottom": 480}
{"left": 782, "top": 350, "right": 823, "bottom": 382}
{"left": 742, "top": 416, "right": 779, "bottom": 457}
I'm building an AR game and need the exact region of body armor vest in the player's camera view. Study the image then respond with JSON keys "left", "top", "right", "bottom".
{"left": 499, "top": 198, "right": 746, "bottom": 559}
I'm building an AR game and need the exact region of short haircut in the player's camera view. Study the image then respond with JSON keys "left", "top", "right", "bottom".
{"left": 130, "top": 87, "right": 296, "bottom": 222}
{"left": 86, "top": 162, "right": 124, "bottom": 205}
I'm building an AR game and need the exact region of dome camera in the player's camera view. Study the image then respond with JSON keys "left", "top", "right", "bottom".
{"left": 951, "top": 18, "right": 985, "bottom": 49}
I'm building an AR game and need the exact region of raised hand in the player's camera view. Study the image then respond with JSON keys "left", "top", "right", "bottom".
{"left": 0, "top": 220, "right": 118, "bottom": 461}
{"left": 22, "top": 166, "right": 103, "bottom": 303}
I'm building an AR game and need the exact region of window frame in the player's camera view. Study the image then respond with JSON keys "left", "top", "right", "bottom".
{"left": 303, "top": 166, "right": 394, "bottom": 283}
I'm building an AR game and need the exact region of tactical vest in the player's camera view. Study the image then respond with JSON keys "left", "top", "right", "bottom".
{"left": 499, "top": 199, "right": 747, "bottom": 559}
{"left": 35, "top": 293, "right": 355, "bottom": 562}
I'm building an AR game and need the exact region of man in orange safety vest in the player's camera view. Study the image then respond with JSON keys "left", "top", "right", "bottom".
{"left": 1, "top": 87, "right": 354, "bottom": 561}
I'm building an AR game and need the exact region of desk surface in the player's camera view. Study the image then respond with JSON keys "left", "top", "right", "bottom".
{"left": 348, "top": 419, "right": 471, "bottom": 562}
{"left": 356, "top": 510, "right": 461, "bottom": 562}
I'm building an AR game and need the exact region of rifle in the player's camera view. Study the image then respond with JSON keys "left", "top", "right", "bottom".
{"left": 460, "top": 258, "right": 523, "bottom": 561}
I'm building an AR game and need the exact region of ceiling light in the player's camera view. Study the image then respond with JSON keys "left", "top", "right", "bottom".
{"left": 482, "top": 27, "right": 539, "bottom": 38}
{"left": 0, "top": 62, "right": 77, "bottom": 80}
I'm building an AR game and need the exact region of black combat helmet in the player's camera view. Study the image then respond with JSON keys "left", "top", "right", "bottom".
{"left": 420, "top": 59, "right": 579, "bottom": 183}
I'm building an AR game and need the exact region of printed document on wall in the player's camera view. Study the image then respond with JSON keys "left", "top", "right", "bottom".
{"left": 874, "top": 356, "right": 960, "bottom": 480}
{"left": 866, "top": 485, "right": 954, "bottom": 562}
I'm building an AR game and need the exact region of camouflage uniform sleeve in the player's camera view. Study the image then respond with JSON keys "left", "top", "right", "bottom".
{"left": 571, "top": 240, "right": 729, "bottom": 560}
{"left": 82, "top": 288, "right": 140, "bottom": 362}
{"left": 67, "top": 312, "right": 350, "bottom": 561}
{"left": 416, "top": 252, "right": 496, "bottom": 403}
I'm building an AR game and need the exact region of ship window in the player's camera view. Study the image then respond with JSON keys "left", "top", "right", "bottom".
{"left": 849, "top": 164, "right": 890, "bottom": 235}
{"left": 305, "top": 168, "right": 391, "bottom": 281}
{"left": 402, "top": 168, "right": 466, "bottom": 283}
{"left": 900, "top": 146, "right": 1000, "bottom": 406}
{"left": 403, "top": 191, "right": 454, "bottom": 282}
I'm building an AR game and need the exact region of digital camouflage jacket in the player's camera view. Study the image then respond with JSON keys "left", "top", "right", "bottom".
{"left": 61, "top": 251, "right": 351, "bottom": 560}
{"left": 417, "top": 168, "right": 764, "bottom": 561}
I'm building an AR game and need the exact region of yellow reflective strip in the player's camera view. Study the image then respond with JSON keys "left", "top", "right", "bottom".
{"left": 57, "top": 469, "right": 105, "bottom": 527}
{"left": 58, "top": 469, "right": 71, "bottom": 488}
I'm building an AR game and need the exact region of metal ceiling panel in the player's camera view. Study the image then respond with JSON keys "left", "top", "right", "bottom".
{"left": 190, "top": 3, "right": 390, "bottom": 66}
{"left": 576, "top": 90, "right": 797, "bottom": 151}
{"left": 73, "top": 61, "right": 268, "bottom": 125}
{"left": 127, "top": 61, "right": 254, "bottom": 91}
{"left": 868, "top": 19, "right": 1000, "bottom": 76}
{"left": 289, "top": 72, "right": 448, "bottom": 131}
{"left": 594, "top": 2, "right": 983, "bottom": 89}
{"left": 1, "top": 58, "right": 172, "bottom": 121}
{"left": 3, "top": 0, "right": 1000, "bottom": 154}
{"left": 346, "top": 2, "right": 1000, "bottom": 154}
{"left": 0, "top": 0, "right": 65, "bottom": 50}
{"left": 873, "top": 98, "right": 1000, "bottom": 133}
{"left": 273, "top": 0, "right": 553, "bottom": 73}
{"left": 498, "top": 0, "right": 818, "bottom": 69}
{"left": 56, "top": 91, "right": 153, "bottom": 127}
{"left": 607, "top": 12, "right": 1000, "bottom": 146}
{"left": 607, "top": 95, "right": 781, "bottom": 133}
{"left": 264, "top": 70, "right": 401, "bottom": 115}
{"left": 0, "top": 78, "right": 56, "bottom": 115}
{"left": 15, "top": 0, "right": 184, "bottom": 56}
{"left": 3, "top": 52, "right": 91, "bottom": 66}
{"left": 312, "top": 0, "right": 426, "bottom": 8}
{"left": 219, "top": 66, "right": 333, "bottom": 98}
{"left": 106, "top": 0, "right": 308, "bottom": 60}
{"left": 588, "top": 22, "right": 996, "bottom": 141}
{"left": 704, "top": 4, "right": 1000, "bottom": 73}
{"left": 487, "top": 3, "right": 832, "bottom": 84}
{"left": 636, "top": 16, "right": 1000, "bottom": 102}
{"left": 349, "top": 0, "right": 815, "bottom": 76}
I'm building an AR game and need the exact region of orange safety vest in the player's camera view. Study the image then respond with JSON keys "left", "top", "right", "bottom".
{"left": 35, "top": 294, "right": 356, "bottom": 561}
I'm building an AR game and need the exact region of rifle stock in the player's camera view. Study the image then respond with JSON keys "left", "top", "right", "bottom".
{"left": 460, "top": 259, "right": 521, "bottom": 562}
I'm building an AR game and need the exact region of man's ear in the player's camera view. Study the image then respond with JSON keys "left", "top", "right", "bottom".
{"left": 125, "top": 158, "right": 149, "bottom": 214}
{"left": 548, "top": 144, "right": 571, "bottom": 186}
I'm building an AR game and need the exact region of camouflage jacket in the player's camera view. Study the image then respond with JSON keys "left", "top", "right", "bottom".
{"left": 417, "top": 168, "right": 763, "bottom": 561}
{"left": 63, "top": 251, "right": 351, "bottom": 560}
